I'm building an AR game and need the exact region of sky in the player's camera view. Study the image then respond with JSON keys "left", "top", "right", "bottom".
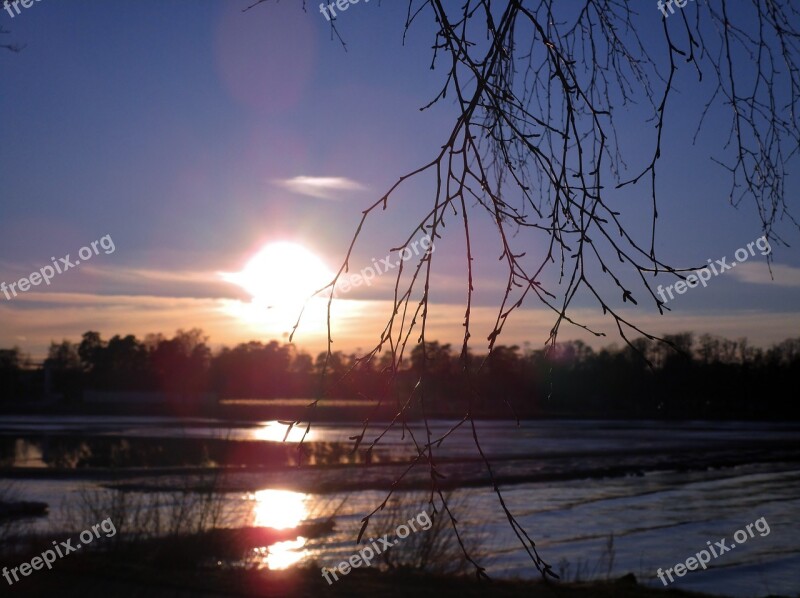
{"left": 0, "top": 0, "right": 798, "bottom": 360}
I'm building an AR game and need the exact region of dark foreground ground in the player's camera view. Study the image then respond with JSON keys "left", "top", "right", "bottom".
{"left": 8, "top": 562, "right": 720, "bottom": 598}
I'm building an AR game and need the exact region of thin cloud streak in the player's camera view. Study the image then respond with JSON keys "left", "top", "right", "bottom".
{"left": 731, "top": 262, "right": 800, "bottom": 287}
{"left": 276, "top": 176, "right": 367, "bottom": 199}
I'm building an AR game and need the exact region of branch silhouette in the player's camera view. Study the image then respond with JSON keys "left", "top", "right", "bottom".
{"left": 259, "top": 0, "right": 800, "bottom": 580}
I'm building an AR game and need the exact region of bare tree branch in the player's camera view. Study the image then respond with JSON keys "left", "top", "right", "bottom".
{"left": 260, "top": 0, "right": 800, "bottom": 580}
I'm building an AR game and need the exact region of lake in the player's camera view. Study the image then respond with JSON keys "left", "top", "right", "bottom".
{"left": 1, "top": 416, "right": 798, "bottom": 597}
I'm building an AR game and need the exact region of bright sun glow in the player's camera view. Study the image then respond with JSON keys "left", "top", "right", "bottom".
{"left": 221, "top": 242, "right": 333, "bottom": 308}
{"left": 251, "top": 488, "right": 309, "bottom": 529}
{"left": 219, "top": 241, "right": 363, "bottom": 337}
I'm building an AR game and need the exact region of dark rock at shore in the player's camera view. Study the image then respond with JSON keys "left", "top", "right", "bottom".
{"left": 0, "top": 500, "right": 49, "bottom": 520}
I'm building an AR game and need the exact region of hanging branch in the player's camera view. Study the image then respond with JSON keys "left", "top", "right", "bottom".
{"left": 260, "top": 0, "right": 799, "bottom": 580}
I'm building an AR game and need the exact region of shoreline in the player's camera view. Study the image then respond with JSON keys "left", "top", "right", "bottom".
{"left": 1, "top": 402, "right": 799, "bottom": 422}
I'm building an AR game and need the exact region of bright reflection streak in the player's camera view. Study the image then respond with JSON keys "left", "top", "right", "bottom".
{"left": 255, "top": 421, "right": 313, "bottom": 443}
{"left": 253, "top": 537, "right": 307, "bottom": 570}
{"left": 251, "top": 489, "right": 308, "bottom": 529}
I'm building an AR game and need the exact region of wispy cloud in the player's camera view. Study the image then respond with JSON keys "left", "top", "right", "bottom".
{"left": 276, "top": 176, "right": 367, "bottom": 200}
{"left": 731, "top": 262, "right": 800, "bottom": 287}
{"left": 0, "top": 263, "right": 249, "bottom": 302}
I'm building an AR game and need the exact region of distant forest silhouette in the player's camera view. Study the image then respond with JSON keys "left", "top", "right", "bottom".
{"left": 0, "top": 329, "right": 798, "bottom": 419}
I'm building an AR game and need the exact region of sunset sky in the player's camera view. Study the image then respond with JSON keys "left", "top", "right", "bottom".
{"left": 1, "top": 1, "right": 798, "bottom": 360}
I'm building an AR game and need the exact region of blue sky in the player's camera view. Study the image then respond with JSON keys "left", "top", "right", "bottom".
{"left": 1, "top": 0, "right": 798, "bottom": 358}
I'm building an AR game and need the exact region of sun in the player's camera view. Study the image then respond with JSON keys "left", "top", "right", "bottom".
{"left": 221, "top": 242, "right": 333, "bottom": 308}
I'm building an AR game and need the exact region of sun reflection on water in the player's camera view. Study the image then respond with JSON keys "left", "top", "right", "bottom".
{"left": 248, "top": 488, "right": 310, "bottom": 570}
{"left": 251, "top": 489, "right": 308, "bottom": 529}
{"left": 254, "top": 421, "right": 313, "bottom": 443}
{"left": 252, "top": 537, "right": 307, "bottom": 570}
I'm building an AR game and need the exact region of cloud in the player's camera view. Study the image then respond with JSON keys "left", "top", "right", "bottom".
{"left": 276, "top": 176, "right": 367, "bottom": 200}
{"left": 730, "top": 262, "right": 800, "bottom": 287}
{"left": 0, "top": 262, "right": 251, "bottom": 306}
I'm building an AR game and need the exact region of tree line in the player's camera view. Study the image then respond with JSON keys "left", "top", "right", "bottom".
{"left": 0, "top": 330, "right": 797, "bottom": 419}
